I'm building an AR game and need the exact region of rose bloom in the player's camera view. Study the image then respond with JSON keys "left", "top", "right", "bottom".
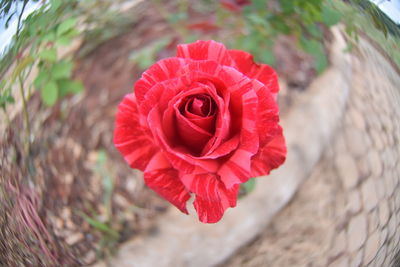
{"left": 114, "top": 40, "right": 286, "bottom": 223}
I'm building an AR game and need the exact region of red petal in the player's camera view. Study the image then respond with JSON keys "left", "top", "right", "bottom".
{"left": 253, "top": 79, "right": 280, "bottom": 146}
{"left": 229, "top": 50, "right": 279, "bottom": 97}
{"left": 175, "top": 108, "right": 213, "bottom": 154}
{"left": 134, "top": 58, "right": 188, "bottom": 103}
{"left": 177, "top": 40, "right": 235, "bottom": 66}
{"left": 218, "top": 148, "right": 254, "bottom": 188}
{"left": 180, "top": 173, "right": 239, "bottom": 223}
{"left": 139, "top": 78, "right": 185, "bottom": 125}
{"left": 251, "top": 130, "right": 286, "bottom": 177}
{"left": 203, "top": 134, "right": 240, "bottom": 159}
{"left": 148, "top": 106, "right": 219, "bottom": 174}
{"left": 215, "top": 68, "right": 260, "bottom": 188}
{"left": 229, "top": 78, "right": 259, "bottom": 153}
{"left": 113, "top": 94, "right": 158, "bottom": 171}
{"left": 185, "top": 115, "right": 215, "bottom": 134}
{"left": 144, "top": 152, "right": 191, "bottom": 213}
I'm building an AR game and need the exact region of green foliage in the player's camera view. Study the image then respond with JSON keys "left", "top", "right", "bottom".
{"left": 41, "top": 81, "right": 58, "bottom": 106}
{"left": 0, "top": 0, "right": 84, "bottom": 118}
{"left": 241, "top": 178, "right": 256, "bottom": 195}
{"left": 224, "top": 0, "right": 344, "bottom": 73}
{"left": 130, "top": 37, "right": 172, "bottom": 70}
{"left": 0, "top": 83, "right": 15, "bottom": 110}
{"left": 301, "top": 37, "right": 328, "bottom": 73}
{"left": 348, "top": 0, "right": 400, "bottom": 38}
{"left": 76, "top": 150, "right": 120, "bottom": 258}
{"left": 334, "top": 0, "right": 400, "bottom": 68}
{"left": 321, "top": 3, "right": 341, "bottom": 27}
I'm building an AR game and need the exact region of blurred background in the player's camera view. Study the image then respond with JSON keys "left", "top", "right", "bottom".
{"left": 0, "top": 0, "right": 399, "bottom": 266}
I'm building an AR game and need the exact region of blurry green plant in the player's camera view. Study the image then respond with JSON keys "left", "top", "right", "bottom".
{"left": 130, "top": 37, "right": 172, "bottom": 70}
{"left": 348, "top": 0, "right": 400, "bottom": 39}
{"left": 0, "top": 0, "right": 84, "bottom": 150}
{"left": 239, "top": 178, "right": 256, "bottom": 197}
{"left": 77, "top": 150, "right": 120, "bottom": 258}
{"left": 220, "top": 0, "right": 343, "bottom": 73}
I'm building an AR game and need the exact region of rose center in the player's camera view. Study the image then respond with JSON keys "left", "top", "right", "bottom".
{"left": 183, "top": 94, "right": 216, "bottom": 117}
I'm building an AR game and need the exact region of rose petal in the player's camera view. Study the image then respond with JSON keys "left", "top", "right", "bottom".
{"left": 212, "top": 67, "right": 260, "bottom": 188}
{"left": 135, "top": 58, "right": 188, "bottom": 103}
{"left": 251, "top": 129, "right": 286, "bottom": 177}
{"left": 185, "top": 115, "right": 215, "bottom": 134}
{"left": 228, "top": 50, "right": 279, "bottom": 98}
{"left": 175, "top": 107, "right": 213, "bottom": 154}
{"left": 218, "top": 148, "right": 254, "bottom": 187}
{"left": 194, "top": 185, "right": 239, "bottom": 223}
{"left": 253, "top": 79, "right": 281, "bottom": 146}
{"left": 138, "top": 78, "right": 186, "bottom": 128}
{"left": 148, "top": 106, "right": 219, "bottom": 174}
{"left": 113, "top": 94, "right": 158, "bottom": 171}
{"left": 204, "top": 135, "right": 240, "bottom": 159}
{"left": 144, "top": 152, "right": 191, "bottom": 213}
{"left": 180, "top": 173, "right": 239, "bottom": 223}
{"left": 161, "top": 77, "right": 230, "bottom": 157}
{"left": 162, "top": 81, "right": 219, "bottom": 143}
{"left": 177, "top": 40, "right": 235, "bottom": 66}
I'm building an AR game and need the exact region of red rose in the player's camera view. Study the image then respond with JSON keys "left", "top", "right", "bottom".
{"left": 114, "top": 40, "right": 286, "bottom": 223}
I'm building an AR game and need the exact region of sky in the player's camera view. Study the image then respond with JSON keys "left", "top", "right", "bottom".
{"left": 371, "top": 0, "right": 400, "bottom": 24}
{"left": 0, "top": 0, "right": 399, "bottom": 56}
{"left": 0, "top": 1, "right": 42, "bottom": 56}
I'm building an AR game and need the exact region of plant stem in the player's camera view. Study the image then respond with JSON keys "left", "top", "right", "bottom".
{"left": 18, "top": 75, "right": 31, "bottom": 153}
{"left": 16, "top": 0, "right": 29, "bottom": 40}
{"left": 16, "top": 0, "right": 31, "bottom": 154}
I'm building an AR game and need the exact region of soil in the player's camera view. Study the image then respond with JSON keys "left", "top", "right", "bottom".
{"left": 0, "top": 1, "right": 319, "bottom": 266}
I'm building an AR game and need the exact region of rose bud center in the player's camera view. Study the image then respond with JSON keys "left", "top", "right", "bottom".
{"left": 175, "top": 93, "right": 218, "bottom": 155}
{"left": 185, "top": 94, "right": 215, "bottom": 117}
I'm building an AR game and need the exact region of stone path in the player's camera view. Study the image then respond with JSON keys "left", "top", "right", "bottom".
{"left": 224, "top": 30, "right": 400, "bottom": 267}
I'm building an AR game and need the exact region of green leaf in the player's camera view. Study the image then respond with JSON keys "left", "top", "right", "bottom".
{"left": 42, "top": 32, "right": 56, "bottom": 42}
{"left": 57, "top": 79, "right": 84, "bottom": 97}
{"left": 50, "top": 0, "right": 62, "bottom": 11}
{"left": 57, "top": 17, "right": 77, "bottom": 36}
{"left": 280, "top": 0, "right": 295, "bottom": 13}
{"left": 79, "top": 212, "right": 119, "bottom": 239}
{"left": 38, "top": 48, "right": 57, "bottom": 62}
{"left": 260, "top": 50, "right": 275, "bottom": 65}
{"left": 322, "top": 6, "right": 341, "bottom": 27}
{"left": 301, "top": 38, "right": 328, "bottom": 74}
{"left": 270, "top": 16, "right": 290, "bottom": 34}
{"left": 307, "top": 24, "right": 323, "bottom": 39}
{"left": 52, "top": 61, "right": 73, "bottom": 79}
{"left": 167, "top": 12, "right": 187, "bottom": 24}
{"left": 34, "top": 70, "right": 50, "bottom": 89}
{"left": 247, "top": 14, "right": 268, "bottom": 27}
{"left": 55, "top": 36, "right": 72, "bottom": 46}
{"left": 41, "top": 81, "right": 58, "bottom": 106}
{"left": 252, "top": 0, "right": 266, "bottom": 10}
{"left": 0, "top": 87, "right": 14, "bottom": 109}
{"left": 241, "top": 178, "right": 256, "bottom": 194}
